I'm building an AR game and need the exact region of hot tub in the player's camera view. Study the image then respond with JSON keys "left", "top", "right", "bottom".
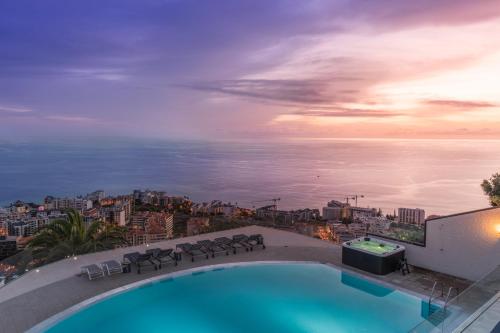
{"left": 342, "top": 237, "right": 405, "bottom": 275}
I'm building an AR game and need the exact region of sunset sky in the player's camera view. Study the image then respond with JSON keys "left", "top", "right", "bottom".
{"left": 1, "top": 0, "right": 500, "bottom": 141}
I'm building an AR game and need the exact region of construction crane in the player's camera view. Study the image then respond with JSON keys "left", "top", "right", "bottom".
{"left": 251, "top": 198, "right": 281, "bottom": 225}
{"left": 344, "top": 194, "right": 364, "bottom": 207}
{"left": 251, "top": 198, "right": 281, "bottom": 210}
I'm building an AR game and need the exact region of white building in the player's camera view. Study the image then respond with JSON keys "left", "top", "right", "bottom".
{"left": 102, "top": 206, "right": 126, "bottom": 226}
{"left": 44, "top": 196, "right": 92, "bottom": 212}
{"left": 322, "top": 206, "right": 344, "bottom": 221}
{"left": 222, "top": 204, "right": 237, "bottom": 217}
{"left": 398, "top": 207, "right": 425, "bottom": 225}
{"left": 85, "top": 190, "right": 105, "bottom": 202}
{"left": 351, "top": 207, "right": 377, "bottom": 221}
{"left": 5, "top": 211, "right": 67, "bottom": 237}
{"left": 322, "top": 200, "right": 349, "bottom": 221}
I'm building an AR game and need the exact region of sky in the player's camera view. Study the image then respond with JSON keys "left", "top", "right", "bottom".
{"left": 1, "top": 0, "right": 500, "bottom": 141}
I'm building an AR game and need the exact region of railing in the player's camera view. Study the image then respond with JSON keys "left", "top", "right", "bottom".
{"left": 125, "top": 233, "right": 172, "bottom": 246}
{"left": 0, "top": 232, "right": 175, "bottom": 286}
{"left": 428, "top": 281, "right": 445, "bottom": 313}
{"left": 444, "top": 286, "right": 460, "bottom": 309}
{"left": 409, "top": 265, "right": 500, "bottom": 332}
{"left": 0, "top": 221, "right": 251, "bottom": 287}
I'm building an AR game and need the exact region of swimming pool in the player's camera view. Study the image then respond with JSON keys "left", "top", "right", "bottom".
{"left": 35, "top": 262, "right": 436, "bottom": 333}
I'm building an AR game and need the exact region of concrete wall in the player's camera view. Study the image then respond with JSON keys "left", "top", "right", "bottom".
{"left": 380, "top": 208, "right": 500, "bottom": 281}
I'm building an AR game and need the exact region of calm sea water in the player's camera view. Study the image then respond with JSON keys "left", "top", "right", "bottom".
{"left": 43, "top": 263, "right": 432, "bottom": 333}
{"left": 0, "top": 138, "right": 498, "bottom": 215}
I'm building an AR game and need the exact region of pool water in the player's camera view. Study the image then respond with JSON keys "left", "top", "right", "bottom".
{"left": 350, "top": 240, "right": 398, "bottom": 254}
{"left": 42, "top": 263, "right": 433, "bottom": 333}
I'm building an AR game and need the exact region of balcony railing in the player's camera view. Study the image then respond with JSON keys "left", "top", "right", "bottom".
{"left": 409, "top": 265, "right": 500, "bottom": 332}
{"left": 124, "top": 233, "right": 171, "bottom": 246}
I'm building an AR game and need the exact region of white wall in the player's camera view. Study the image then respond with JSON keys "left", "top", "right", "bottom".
{"left": 381, "top": 208, "right": 500, "bottom": 281}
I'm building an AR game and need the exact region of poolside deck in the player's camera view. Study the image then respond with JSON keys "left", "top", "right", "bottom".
{"left": 462, "top": 295, "right": 500, "bottom": 333}
{"left": 0, "top": 226, "right": 473, "bottom": 332}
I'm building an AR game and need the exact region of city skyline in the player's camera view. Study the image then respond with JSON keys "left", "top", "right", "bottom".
{"left": 1, "top": 1, "right": 500, "bottom": 141}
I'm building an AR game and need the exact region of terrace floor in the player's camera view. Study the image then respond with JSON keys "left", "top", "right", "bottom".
{"left": 462, "top": 296, "right": 500, "bottom": 333}
{"left": 0, "top": 226, "right": 474, "bottom": 332}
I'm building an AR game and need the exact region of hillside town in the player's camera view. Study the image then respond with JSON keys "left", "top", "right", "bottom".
{"left": 0, "top": 189, "right": 429, "bottom": 264}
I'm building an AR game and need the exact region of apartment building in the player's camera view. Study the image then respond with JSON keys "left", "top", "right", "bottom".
{"left": 0, "top": 235, "right": 17, "bottom": 260}
{"left": 398, "top": 207, "right": 425, "bottom": 225}
{"left": 102, "top": 206, "right": 126, "bottom": 226}
{"left": 130, "top": 211, "right": 174, "bottom": 238}
{"left": 322, "top": 200, "right": 349, "bottom": 221}
{"left": 5, "top": 211, "right": 66, "bottom": 237}
{"left": 350, "top": 207, "right": 377, "bottom": 221}
{"left": 186, "top": 217, "right": 210, "bottom": 236}
{"left": 85, "top": 190, "right": 105, "bottom": 203}
{"left": 43, "top": 196, "right": 92, "bottom": 212}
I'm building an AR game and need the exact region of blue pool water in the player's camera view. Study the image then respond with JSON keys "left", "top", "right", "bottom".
{"left": 42, "top": 263, "right": 432, "bottom": 333}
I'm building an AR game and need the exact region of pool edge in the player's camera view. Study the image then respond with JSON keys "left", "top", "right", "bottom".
{"left": 26, "top": 260, "right": 313, "bottom": 332}
{"left": 27, "top": 260, "right": 433, "bottom": 333}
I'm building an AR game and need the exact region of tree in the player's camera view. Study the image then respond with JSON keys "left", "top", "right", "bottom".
{"left": 481, "top": 173, "right": 500, "bottom": 207}
{"left": 28, "top": 209, "right": 128, "bottom": 263}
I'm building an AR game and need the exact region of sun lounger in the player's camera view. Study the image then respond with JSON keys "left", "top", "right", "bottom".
{"left": 81, "top": 264, "right": 105, "bottom": 280}
{"left": 176, "top": 243, "right": 209, "bottom": 262}
{"left": 198, "top": 239, "right": 229, "bottom": 257}
{"left": 146, "top": 248, "right": 178, "bottom": 268}
{"left": 123, "top": 252, "right": 158, "bottom": 274}
{"left": 123, "top": 252, "right": 140, "bottom": 266}
{"left": 101, "top": 260, "right": 123, "bottom": 276}
{"left": 214, "top": 237, "right": 246, "bottom": 254}
{"left": 232, "top": 234, "right": 253, "bottom": 251}
{"left": 233, "top": 234, "right": 266, "bottom": 251}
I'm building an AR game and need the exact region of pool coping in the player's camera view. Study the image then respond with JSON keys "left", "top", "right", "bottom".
{"left": 27, "top": 260, "right": 437, "bottom": 333}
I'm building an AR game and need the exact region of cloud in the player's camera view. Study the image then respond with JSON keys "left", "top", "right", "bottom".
{"left": 423, "top": 99, "right": 497, "bottom": 109}
{"left": 63, "top": 68, "right": 128, "bottom": 81}
{"left": 1, "top": 0, "right": 500, "bottom": 139}
{"left": 181, "top": 78, "right": 360, "bottom": 105}
{"left": 0, "top": 106, "right": 98, "bottom": 124}
{"left": 292, "top": 108, "right": 403, "bottom": 118}
{"left": 44, "top": 115, "right": 97, "bottom": 123}
{"left": 0, "top": 105, "right": 33, "bottom": 113}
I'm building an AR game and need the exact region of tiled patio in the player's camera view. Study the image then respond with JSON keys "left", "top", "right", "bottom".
{"left": 0, "top": 226, "right": 479, "bottom": 332}
{"left": 462, "top": 296, "right": 500, "bottom": 333}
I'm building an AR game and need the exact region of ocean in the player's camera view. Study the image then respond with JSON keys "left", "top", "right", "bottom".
{"left": 0, "top": 138, "right": 498, "bottom": 215}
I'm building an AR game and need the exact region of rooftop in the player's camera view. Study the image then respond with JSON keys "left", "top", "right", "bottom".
{"left": 0, "top": 226, "right": 496, "bottom": 333}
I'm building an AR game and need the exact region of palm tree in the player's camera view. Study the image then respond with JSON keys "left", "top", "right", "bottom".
{"left": 28, "top": 209, "right": 128, "bottom": 263}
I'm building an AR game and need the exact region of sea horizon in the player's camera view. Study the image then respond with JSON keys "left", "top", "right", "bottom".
{"left": 1, "top": 137, "right": 498, "bottom": 216}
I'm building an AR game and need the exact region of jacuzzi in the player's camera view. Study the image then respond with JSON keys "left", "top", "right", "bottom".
{"left": 342, "top": 237, "right": 405, "bottom": 275}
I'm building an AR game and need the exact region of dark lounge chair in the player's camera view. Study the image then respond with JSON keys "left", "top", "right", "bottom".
{"left": 176, "top": 243, "right": 209, "bottom": 262}
{"left": 231, "top": 234, "right": 253, "bottom": 251}
{"left": 234, "top": 234, "right": 265, "bottom": 251}
{"left": 198, "top": 239, "right": 229, "bottom": 257}
{"left": 123, "top": 252, "right": 158, "bottom": 274}
{"left": 81, "top": 264, "right": 105, "bottom": 280}
{"left": 214, "top": 237, "right": 246, "bottom": 254}
{"left": 100, "top": 260, "right": 123, "bottom": 276}
{"left": 146, "top": 248, "right": 178, "bottom": 268}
